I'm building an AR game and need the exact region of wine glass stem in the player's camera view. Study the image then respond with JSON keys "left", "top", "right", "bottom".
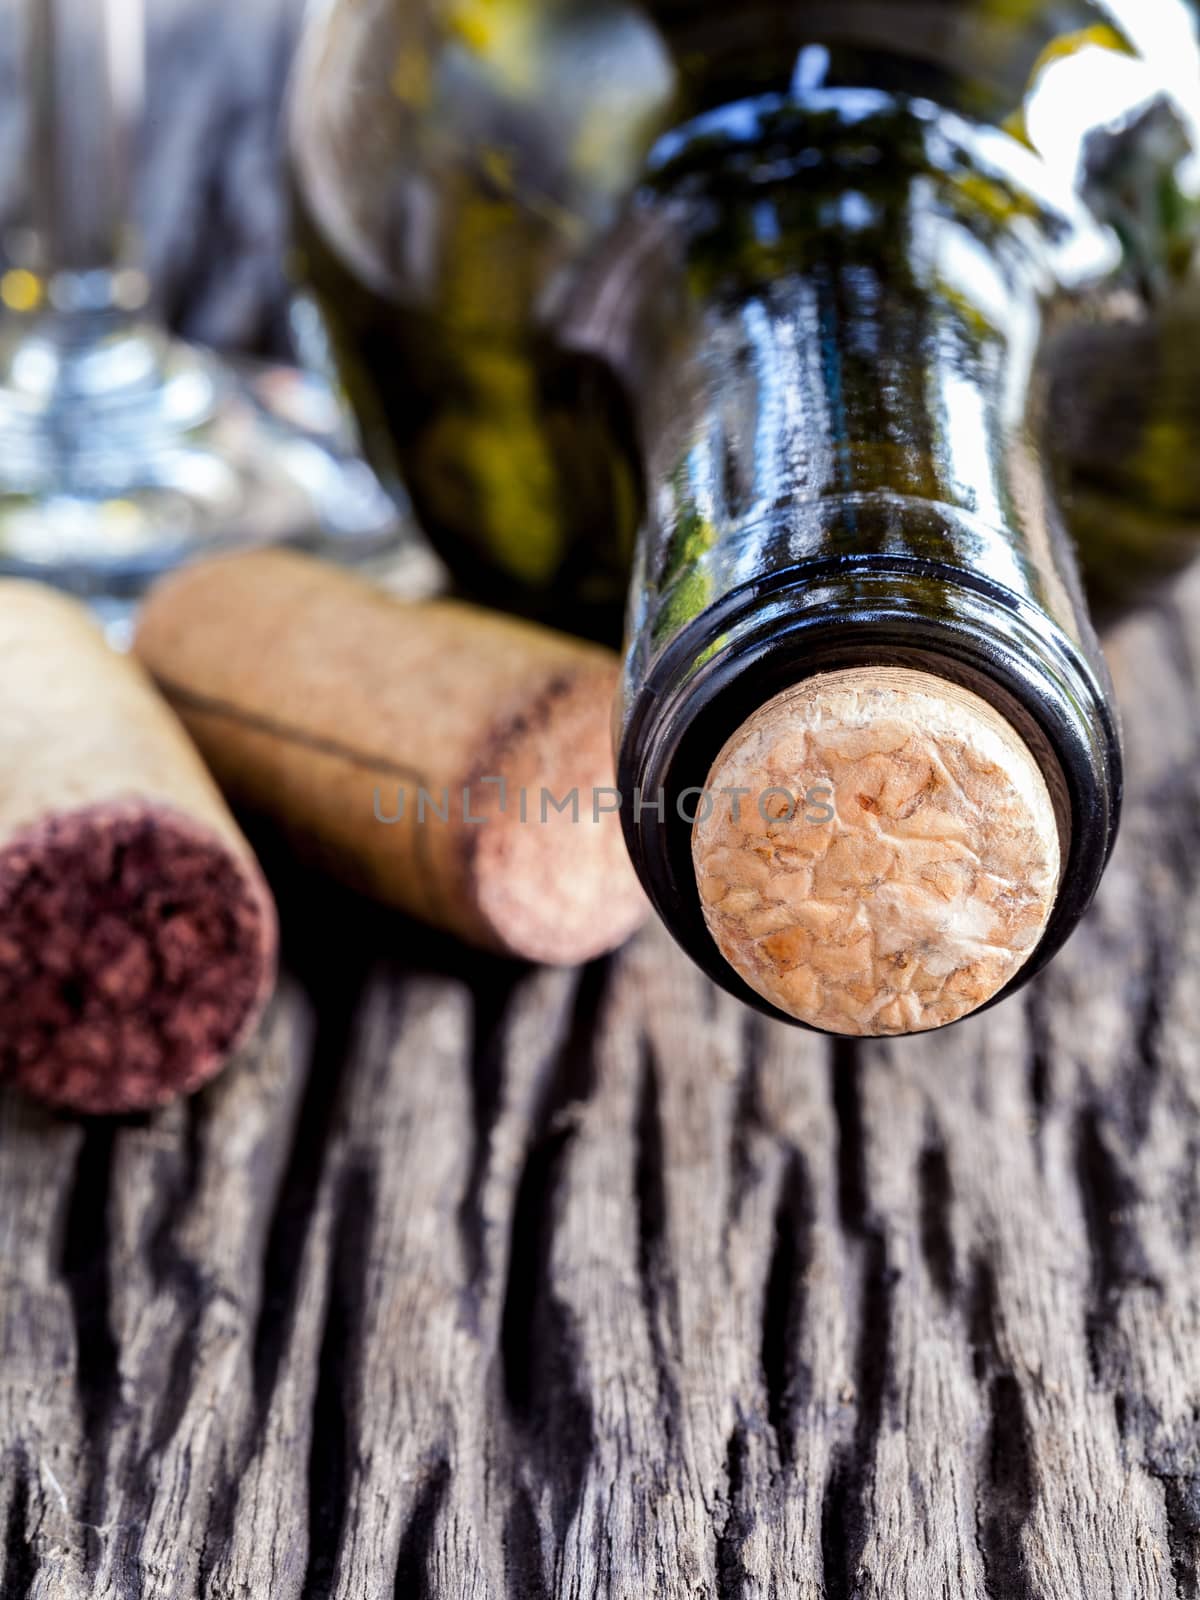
{"left": 29, "top": 0, "right": 144, "bottom": 277}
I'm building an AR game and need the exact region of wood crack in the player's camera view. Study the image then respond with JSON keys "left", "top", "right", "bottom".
{"left": 391, "top": 1454, "right": 452, "bottom": 1600}
{"left": 250, "top": 959, "right": 366, "bottom": 1426}
{"left": 724, "top": 1012, "right": 767, "bottom": 1256}
{"left": 821, "top": 1040, "right": 896, "bottom": 1600}
{"left": 975, "top": 1373, "right": 1038, "bottom": 1600}
{"left": 301, "top": 1160, "right": 375, "bottom": 1600}
{"left": 1074, "top": 1106, "right": 1162, "bottom": 1382}
{"left": 760, "top": 1147, "right": 814, "bottom": 1463}
{"left": 503, "top": 1482, "right": 551, "bottom": 1600}
{"left": 714, "top": 1419, "right": 754, "bottom": 1600}
{"left": 60, "top": 1122, "right": 120, "bottom": 1566}
{"left": 916, "top": 1126, "right": 957, "bottom": 1305}
{"left": 499, "top": 964, "right": 607, "bottom": 1560}
{"left": 1, "top": 1451, "right": 33, "bottom": 1600}
{"left": 968, "top": 1249, "right": 1038, "bottom": 1600}
{"left": 634, "top": 1037, "right": 683, "bottom": 1438}
{"left": 1159, "top": 1473, "right": 1200, "bottom": 1600}
{"left": 457, "top": 969, "right": 523, "bottom": 1299}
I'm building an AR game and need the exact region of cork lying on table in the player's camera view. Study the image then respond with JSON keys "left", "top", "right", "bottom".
{"left": 134, "top": 549, "right": 648, "bottom": 965}
{"left": 0, "top": 584, "right": 277, "bottom": 1114}
{"left": 692, "top": 668, "right": 1062, "bottom": 1036}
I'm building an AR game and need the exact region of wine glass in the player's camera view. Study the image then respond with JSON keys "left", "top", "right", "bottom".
{"left": 0, "top": 0, "right": 400, "bottom": 632}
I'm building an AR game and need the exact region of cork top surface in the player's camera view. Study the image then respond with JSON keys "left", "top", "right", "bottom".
{"left": 692, "top": 668, "right": 1062, "bottom": 1036}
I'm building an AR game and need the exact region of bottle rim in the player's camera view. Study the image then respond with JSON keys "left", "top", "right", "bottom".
{"left": 618, "top": 557, "right": 1121, "bottom": 1032}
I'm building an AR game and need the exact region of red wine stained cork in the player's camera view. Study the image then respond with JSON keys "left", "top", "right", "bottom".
{"left": 133, "top": 549, "right": 648, "bottom": 964}
{"left": 0, "top": 583, "right": 277, "bottom": 1114}
{"left": 692, "top": 669, "right": 1061, "bottom": 1036}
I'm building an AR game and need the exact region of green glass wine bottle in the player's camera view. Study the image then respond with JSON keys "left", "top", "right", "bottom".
{"left": 289, "top": 0, "right": 1200, "bottom": 1036}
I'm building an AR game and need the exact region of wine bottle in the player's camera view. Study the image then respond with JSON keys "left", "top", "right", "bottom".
{"left": 289, "top": 1, "right": 1200, "bottom": 1035}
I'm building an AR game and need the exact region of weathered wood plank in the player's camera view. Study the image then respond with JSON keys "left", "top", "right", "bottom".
{"left": 0, "top": 582, "right": 1198, "bottom": 1598}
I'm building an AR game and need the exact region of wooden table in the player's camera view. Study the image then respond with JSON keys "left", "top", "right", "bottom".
{"left": 2, "top": 3, "right": 1200, "bottom": 1595}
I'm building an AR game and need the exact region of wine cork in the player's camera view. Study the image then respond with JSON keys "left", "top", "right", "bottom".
{"left": 133, "top": 549, "right": 648, "bottom": 964}
{"left": 692, "top": 669, "right": 1061, "bottom": 1036}
{"left": 0, "top": 583, "right": 277, "bottom": 1114}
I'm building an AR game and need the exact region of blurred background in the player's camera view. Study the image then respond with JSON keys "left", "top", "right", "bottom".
{"left": 0, "top": 0, "right": 301, "bottom": 357}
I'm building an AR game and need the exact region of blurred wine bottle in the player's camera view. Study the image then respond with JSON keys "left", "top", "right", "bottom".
{"left": 289, "top": 0, "right": 677, "bottom": 638}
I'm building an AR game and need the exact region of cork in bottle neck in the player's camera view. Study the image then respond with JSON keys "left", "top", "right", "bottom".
{"left": 691, "top": 667, "right": 1061, "bottom": 1036}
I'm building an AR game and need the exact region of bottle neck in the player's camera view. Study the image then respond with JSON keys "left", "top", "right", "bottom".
{"left": 610, "top": 96, "right": 1121, "bottom": 1024}
{"left": 677, "top": 172, "right": 1034, "bottom": 544}
{"left": 624, "top": 96, "right": 1089, "bottom": 658}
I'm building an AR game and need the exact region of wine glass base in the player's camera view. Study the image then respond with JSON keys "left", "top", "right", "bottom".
{"left": 0, "top": 314, "right": 402, "bottom": 632}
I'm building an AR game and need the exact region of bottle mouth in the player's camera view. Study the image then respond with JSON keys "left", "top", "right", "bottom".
{"left": 690, "top": 666, "right": 1062, "bottom": 1036}
{"left": 617, "top": 559, "right": 1121, "bottom": 1033}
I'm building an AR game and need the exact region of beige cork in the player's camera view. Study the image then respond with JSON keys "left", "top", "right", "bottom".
{"left": 692, "top": 668, "right": 1061, "bottom": 1036}
{"left": 134, "top": 549, "right": 648, "bottom": 965}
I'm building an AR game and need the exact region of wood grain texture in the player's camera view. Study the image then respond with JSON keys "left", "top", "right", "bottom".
{"left": 2, "top": 2, "right": 1200, "bottom": 1595}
